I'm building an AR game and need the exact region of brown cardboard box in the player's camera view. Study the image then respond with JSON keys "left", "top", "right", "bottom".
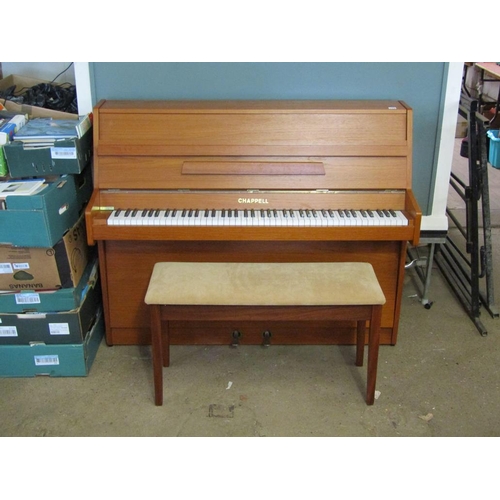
{"left": 0, "top": 75, "right": 77, "bottom": 120}
{"left": 0, "top": 214, "right": 89, "bottom": 291}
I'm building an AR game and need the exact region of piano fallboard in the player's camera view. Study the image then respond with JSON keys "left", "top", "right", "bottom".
{"left": 86, "top": 189, "right": 420, "bottom": 244}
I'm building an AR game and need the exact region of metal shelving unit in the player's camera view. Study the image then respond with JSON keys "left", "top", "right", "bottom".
{"left": 434, "top": 94, "right": 499, "bottom": 335}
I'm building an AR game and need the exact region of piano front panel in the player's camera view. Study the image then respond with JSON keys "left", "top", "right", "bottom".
{"left": 101, "top": 239, "right": 405, "bottom": 346}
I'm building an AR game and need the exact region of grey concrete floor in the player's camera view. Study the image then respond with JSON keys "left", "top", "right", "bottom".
{"left": 1, "top": 228, "right": 499, "bottom": 438}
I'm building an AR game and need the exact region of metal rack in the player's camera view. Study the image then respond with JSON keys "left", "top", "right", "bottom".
{"left": 434, "top": 94, "right": 499, "bottom": 335}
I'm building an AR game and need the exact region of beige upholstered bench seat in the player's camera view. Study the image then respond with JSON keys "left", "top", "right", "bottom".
{"left": 145, "top": 262, "right": 386, "bottom": 307}
{"left": 145, "top": 262, "right": 386, "bottom": 406}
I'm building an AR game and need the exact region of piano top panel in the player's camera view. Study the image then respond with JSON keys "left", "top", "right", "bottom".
{"left": 94, "top": 99, "right": 412, "bottom": 159}
{"left": 96, "top": 99, "right": 410, "bottom": 114}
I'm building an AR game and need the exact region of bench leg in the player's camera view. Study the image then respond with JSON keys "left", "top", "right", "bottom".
{"left": 366, "top": 305, "right": 382, "bottom": 405}
{"left": 355, "top": 320, "right": 366, "bottom": 367}
{"left": 163, "top": 321, "right": 170, "bottom": 368}
{"left": 150, "top": 305, "right": 164, "bottom": 406}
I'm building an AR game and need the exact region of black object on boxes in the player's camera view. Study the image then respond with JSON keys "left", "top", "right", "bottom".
{"left": 0, "top": 75, "right": 78, "bottom": 119}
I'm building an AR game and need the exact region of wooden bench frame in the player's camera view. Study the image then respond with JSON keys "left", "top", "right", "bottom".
{"left": 149, "top": 302, "right": 383, "bottom": 406}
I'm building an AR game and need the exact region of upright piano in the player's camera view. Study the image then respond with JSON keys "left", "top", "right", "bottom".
{"left": 85, "top": 100, "right": 421, "bottom": 346}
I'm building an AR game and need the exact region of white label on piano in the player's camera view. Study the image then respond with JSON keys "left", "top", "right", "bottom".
{"left": 51, "top": 147, "right": 77, "bottom": 159}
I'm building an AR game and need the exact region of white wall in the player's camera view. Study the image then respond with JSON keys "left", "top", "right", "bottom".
{"left": 1, "top": 62, "right": 75, "bottom": 84}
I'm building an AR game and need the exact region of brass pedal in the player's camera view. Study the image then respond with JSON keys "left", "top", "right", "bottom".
{"left": 262, "top": 330, "right": 272, "bottom": 347}
{"left": 231, "top": 330, "right": 241, "bottom": 347}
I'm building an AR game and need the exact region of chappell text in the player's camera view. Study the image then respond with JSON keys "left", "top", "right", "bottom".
{"left": 237, "top": 198, "right": 269, "bottom": 204}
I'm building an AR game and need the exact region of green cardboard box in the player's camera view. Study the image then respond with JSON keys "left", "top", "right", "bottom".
{"left": 0, "top": 308, "right": 104, "bottom": 377}
{"left": 0, "top": 167, "right": 92, "bottom": 248}
{"left": 0, "top": 270, "right": 101, "bottom": 345}
{"left": 4, "top": 126, "right": 92, "bottom": 177}
{"left": 0, "top": 255, "right": 98, "bottom": 313}
{"left": 0, "top": 214, "right": 91, "bottom": 292}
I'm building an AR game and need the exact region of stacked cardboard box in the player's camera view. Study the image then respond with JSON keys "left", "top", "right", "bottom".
{"left": 0, "top": 111, "right": 103, "bottom": 377}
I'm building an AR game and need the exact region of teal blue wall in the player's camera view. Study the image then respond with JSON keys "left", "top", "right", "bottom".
{"left": 89, "top": 62, "right": 448, "bottom": 214}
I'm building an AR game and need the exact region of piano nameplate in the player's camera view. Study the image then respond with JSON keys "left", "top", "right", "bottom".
{"left": 96, "top": 189, "right": 408, "bottom": 211}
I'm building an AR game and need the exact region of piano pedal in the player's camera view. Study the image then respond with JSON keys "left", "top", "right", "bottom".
{"left": 262, "top": 330, "right": 272, "bottom": 347}
{"left": 231, "top": 330, "right": 242, "bottom": 347}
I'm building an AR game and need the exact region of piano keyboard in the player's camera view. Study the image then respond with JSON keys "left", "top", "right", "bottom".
{"left": 108, "top": 208, "right": 408, "bottom": 227}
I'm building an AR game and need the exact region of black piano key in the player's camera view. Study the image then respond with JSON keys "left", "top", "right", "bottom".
{"left": 114, "top": 209, "right": 122, "bottom": 217}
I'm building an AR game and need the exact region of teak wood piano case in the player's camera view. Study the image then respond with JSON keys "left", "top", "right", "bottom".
{"left": 85, "top": 100, "right": 421, "bottom": 346}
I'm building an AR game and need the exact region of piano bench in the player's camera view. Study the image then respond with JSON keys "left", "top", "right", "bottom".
{"left": 145, "top": 262, "right": 386, "bottom": 406}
